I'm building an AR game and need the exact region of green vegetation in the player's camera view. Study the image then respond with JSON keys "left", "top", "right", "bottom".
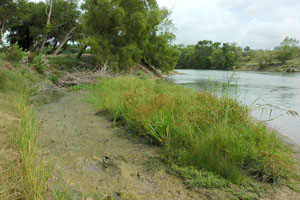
{"left": 177, "top": 37, "right": 300, "bottom": 71}
{"left": 12, "top": 97, "right": 51, "bottom": 199}
{"left": 169, "top": 165, "right": 231, "bottom": 189}
{"left": 89, "top": 76, "right": 294, "bottom": 185}
{"left": 32, "top": 54, "right": 46, "bottom": 74}
{"left": 275, "top": 37, "right": 299, "bottom": 64}
{"left": 5, "top": 43, "right": 24, "bottom": 62}
{"left": 176, "top": 41, "right": 242, "bottom": 70}
{"left": 2, "top": 0, "right": 178, "bottom": 73}
{"left": 0, "top": 53, "right": 68, "bottom": 199}
{"left": 81, "top": 0, "right": 179, "bottom": 71}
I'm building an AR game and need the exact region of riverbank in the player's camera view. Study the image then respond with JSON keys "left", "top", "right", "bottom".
{"left": 1, "top": 53, "right": 300, "bottom": 199}
{"left": 238, "top": 63, "right": 300, "bottom": 73}
{"left": 84, "top": 76, "right": 300, "bottom": 197}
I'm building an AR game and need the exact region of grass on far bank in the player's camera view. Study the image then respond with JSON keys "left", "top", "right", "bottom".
{"left": 88, "top": 76, "right": 294, "bottom": 186}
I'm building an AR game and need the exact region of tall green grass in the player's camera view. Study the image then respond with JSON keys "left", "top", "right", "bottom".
{"left": 89, "top": 76, "right": 293, "bottom": 184}
{"left": 12, "top": 96, "right": 51, "bottom": 199}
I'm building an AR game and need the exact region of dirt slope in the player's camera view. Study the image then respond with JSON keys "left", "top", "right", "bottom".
{"left": 35, "top": 91, "right": 206, "bottom": 200}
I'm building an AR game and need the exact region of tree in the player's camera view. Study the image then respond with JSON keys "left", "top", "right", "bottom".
{"left": 194, "top": 40, "right": 213, "bottom": 69}
{"left": 8, "top": 0, "right": 47, "bottom": 50}
{"left": 81, "top": 0, "right": 178, "bottom": 72}
{"left": 254, "top": 50, "right": 274, "bottom": 68}
{"left": 210, "top": 49, "right": 225, "bottom": 69}
{"left": 176, "top": 45, "right": 196, "bottom": 69}
{"left": 39, "top": 0, "right": 54, "bottom": 53}
{"left": 275, "top": 36, "right": 299, "bottom": 64}
{"left": 243, "top": 46, "right": 251, "bottom": 52}
{"left": 0, "top": 0, "right": 16, "bottom": 43}
{"left": 50, "top": 0, "right": 80, "bottom": 55}
{"left": 7, "top": 0, "right": 80, "bottom": 52}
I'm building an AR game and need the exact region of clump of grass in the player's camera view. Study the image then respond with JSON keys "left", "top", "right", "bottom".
{"left": 169, "top": 165, "right": 230, "bottom": 189}
{"left": 12, "top": 96, "right": 51, "bottom": 199}
{"left": 89, "top": 76, "right": 294, "bottom": 184}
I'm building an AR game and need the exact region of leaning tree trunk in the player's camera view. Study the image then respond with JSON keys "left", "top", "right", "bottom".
{"left": 52, "top": 27, "right": 76, "bottom": 56}
{"left": 77, "top": 45, "right": 87, "bottom": 59}
{"left": 48, "top": 40, "right": 58, "bottom": 54}
{"left": 40, "top": 0, "right": 53, "bottom": 53}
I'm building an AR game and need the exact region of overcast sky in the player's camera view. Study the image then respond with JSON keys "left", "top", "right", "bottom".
{"left": 157, "top": 0, "right": 300, "bottom": 49}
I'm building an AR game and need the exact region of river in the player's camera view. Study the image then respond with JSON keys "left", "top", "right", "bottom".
{"left": 169, "top": 69, "right": 300, "bottom": 144}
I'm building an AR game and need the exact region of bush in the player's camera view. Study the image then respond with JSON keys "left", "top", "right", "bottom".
{"left": 5, "top": 43, "right": 24, "bottom": 62}
{"left": 89, "top": 76, "right": 294, "bottom": 184}
{"left": 32, "top": 55, "right": 46, "bottom": 74}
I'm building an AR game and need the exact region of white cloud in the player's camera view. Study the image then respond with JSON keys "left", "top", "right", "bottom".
{"left": 157, "top": 0, "right": 300, "bottom": 49}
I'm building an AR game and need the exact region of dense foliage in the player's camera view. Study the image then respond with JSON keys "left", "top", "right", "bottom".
{"left": 177, "top": 38, "right": 300, "bottom": 70}
{"left": 1, "top": 0, "right": 179, "bottom": 72}
{"left": 81, "top": 0, "right": 179, "bottom": 71}
{"left": 176, "top": 41, "right": 242, "bottom": 70}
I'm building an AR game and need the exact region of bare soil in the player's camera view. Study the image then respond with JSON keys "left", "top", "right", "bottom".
{"left": 35, "top": 91, "right": 206, "bottom": 200}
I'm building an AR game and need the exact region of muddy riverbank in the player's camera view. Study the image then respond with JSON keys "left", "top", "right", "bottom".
{"left": 35, "top": 91, "right": 205, "bottom": 200}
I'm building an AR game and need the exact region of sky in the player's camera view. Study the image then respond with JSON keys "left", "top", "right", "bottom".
{"left": 156, "top": 0, "right": 300, "bottom": 49}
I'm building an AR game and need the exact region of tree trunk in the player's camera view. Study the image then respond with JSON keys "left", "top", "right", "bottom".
{"left": 48, "top": 40, "right": 58, "bottom": 54}
{"left": 40, "top": 0, "right": 53, "bottom": 53}
{"left": 77, "top": 45, "right": 87, "bottom": 59}
{"left": 0, "top": 21, "right": 5, "bottom": 42}
{"left": 52, "top": 27, "right": 76, "bottom": 56}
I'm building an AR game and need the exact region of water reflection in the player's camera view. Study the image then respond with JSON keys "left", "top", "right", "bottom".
{"left": 169, "top": 69, "right": 300, "bottom": 143}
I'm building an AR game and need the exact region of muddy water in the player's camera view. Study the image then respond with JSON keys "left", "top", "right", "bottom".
{"left": 35, "top": 91, "right": 204, "bottom": 200}
{"left": 169, "top": 70, "right": 300, "bottom": 144}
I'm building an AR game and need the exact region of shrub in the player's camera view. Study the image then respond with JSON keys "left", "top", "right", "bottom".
{"left": 89, "top": 76, "right": 294, "bottom": 184}
{"left": 32, "top": 55, "right": 46, "bottom": 74}
{"left": 5, "top": 43, "right": 24, "bottom": 62}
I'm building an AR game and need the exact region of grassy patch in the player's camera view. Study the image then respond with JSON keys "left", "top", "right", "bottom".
{"left": 12, "top": 96, "right": 52, "bottom": 199}
{"left": 0, "top": 57, "right": 68, "bottom": 199}
{"left": 169, "top": 165, "right": 230, "bottom": 189}
{"left": 89, "top": 76, "right": 294, "bottom": 185}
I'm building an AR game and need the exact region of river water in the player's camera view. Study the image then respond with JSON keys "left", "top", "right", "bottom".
{"left": 169, "top": 69, "right": 300, "bottom": 144}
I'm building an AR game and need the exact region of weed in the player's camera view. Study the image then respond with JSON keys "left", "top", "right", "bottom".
{"left": 32, "top": 54, "right": 46, "bottom": 74}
